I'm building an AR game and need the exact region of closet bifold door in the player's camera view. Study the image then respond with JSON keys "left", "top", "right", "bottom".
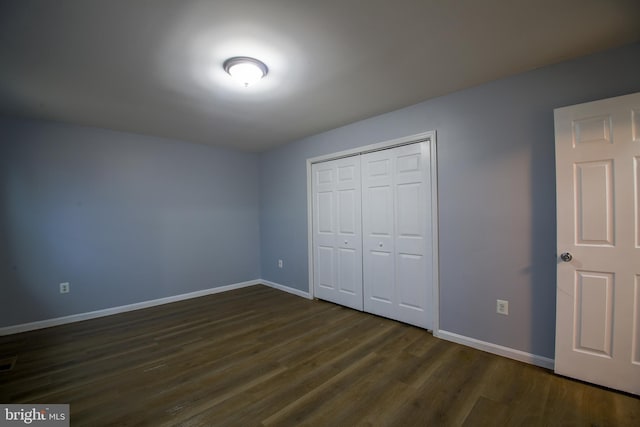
{"left": 362, "top": 142, "right": 432, "bottom": 329}
{"left": 311, "top": 156, "right": 363, "bottom": 310}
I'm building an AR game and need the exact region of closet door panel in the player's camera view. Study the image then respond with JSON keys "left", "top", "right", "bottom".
{"left": 337, "top": 247, "right": 358, "bottom": 295}
{"left": 362, "top": 150, "right": 396, "bottom": 316}
{"left": 367, "top": 251, "right": 394, "bottom": 318}
{"left": 395, "top": 143, "right": 431, "bottom": 327}
{"left": 314, "top": 164, "right": 336, "bottom": 294}
{"left": 362, "top": 142, "right": 432, "bottom": 328}
{"left": 397, "top": 253, "right": 425, "bottom": 309}
{"left": 335, "top": 158, "right": 362, "bottom": 301}
{"left": 312, "top": 156, "right": 363, "bottom": 310}
{"left": 316, "top": 246, "right": 335, "bottom": 291}
{"left": 337, "top": 190, "right": 357, "bottom": 234}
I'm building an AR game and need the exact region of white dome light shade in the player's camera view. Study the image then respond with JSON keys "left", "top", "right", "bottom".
{"left": 223, "top": 57, "right": 268, "bottom": 87}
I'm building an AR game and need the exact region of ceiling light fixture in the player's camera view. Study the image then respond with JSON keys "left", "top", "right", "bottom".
{"left": 223, "top": 56, "right": 268, "bottom": 87}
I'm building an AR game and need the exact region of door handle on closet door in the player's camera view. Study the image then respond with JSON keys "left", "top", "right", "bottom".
{"left": 378, "top": 242, "right": 383, "bottom": 247}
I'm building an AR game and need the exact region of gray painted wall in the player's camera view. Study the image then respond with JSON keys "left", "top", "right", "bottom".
{"left": 259, "top": 42, "right": 640, "bottom": 359}
{"left": 0, "top": 118, "right": 260, "bottom": 327}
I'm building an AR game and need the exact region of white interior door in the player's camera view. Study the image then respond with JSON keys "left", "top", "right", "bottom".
{"left": 312, "top": 156, "right": 363, "bottom": 310}
{"left": 362, "top": 142, "right": 432, "bottom": 329}
{"left": 555, "top": 92, "right": 640, "bottom": 395}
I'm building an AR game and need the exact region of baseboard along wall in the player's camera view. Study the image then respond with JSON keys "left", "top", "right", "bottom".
{"left": 259, "top": 280, "right": 312, "bottom": 300}
{"left": 435, "top": 329, "right": 555, "bottom": 370}
{"left": 0, "top": 280, "right": 553, "bottom": 370}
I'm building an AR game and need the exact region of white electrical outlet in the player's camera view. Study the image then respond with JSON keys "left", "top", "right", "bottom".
{"left": 278, "top": 259, "right": 283, "bottom": 268}
{"left": 60, "top": 282, "right": 70, "bottom": 294}
{"left": 496, "top": 299, "right": 508, "bottom": 315}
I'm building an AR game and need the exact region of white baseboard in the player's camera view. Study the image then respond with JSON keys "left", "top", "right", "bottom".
{"left": 260, "top": 279, "right": 312, "bottom": 300}
{"left": 0, "top": 282, "right": 554, "bottom": 372}
{"left": 0, "top": 279, "right": 261, "bottom": 336}
{"left": 435, "top": 329, "right": 555, "bottom": 370}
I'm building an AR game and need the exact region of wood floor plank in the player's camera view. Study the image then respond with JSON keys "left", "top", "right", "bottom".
{"left": 1, "top": 285, "right": 638, "bottom": 426}
{"left": 462, "top": 396, "right": 510, "bottom": 427}
{"left": 184, "top": 316, "right": 387, "bottom": 425}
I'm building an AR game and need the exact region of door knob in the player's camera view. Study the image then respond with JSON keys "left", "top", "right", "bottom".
{"left": 560, "top": 252, "right": 573, "bottom": 262}
{"left": 378, "top": 242, "right": 383, "bottom": 247}
{"left": 344, "top": 240, "right": 348, "bottom": 245}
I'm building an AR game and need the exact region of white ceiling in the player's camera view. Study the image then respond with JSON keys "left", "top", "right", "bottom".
{"left": 1, "top": 0, "right": 639, "bottom": 152}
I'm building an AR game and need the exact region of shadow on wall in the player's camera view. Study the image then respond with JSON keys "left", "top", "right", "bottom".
{"left": 0, "top": 149, "right": 72, "bottom": 327}
{"left": 0, "top": 170, "right": 61, "bottom": 327}
{"left": 528, "top": 107, "right": 558, "bottom": 361}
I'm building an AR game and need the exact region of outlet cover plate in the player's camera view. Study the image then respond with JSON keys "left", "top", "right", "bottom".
{"left": 60, "top": 282, "right": 70, "bottom": 294}
{"left": 497, "top": 299, "right": 508, "bottom": 315}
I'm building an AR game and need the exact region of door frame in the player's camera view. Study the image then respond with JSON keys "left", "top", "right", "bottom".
{"left": 306, "top": 130, "right": 440, "bottom": 331}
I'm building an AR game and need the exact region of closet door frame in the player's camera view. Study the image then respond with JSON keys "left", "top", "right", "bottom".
{"left": 306, "top": 131, "right": 439, "bottom": 331}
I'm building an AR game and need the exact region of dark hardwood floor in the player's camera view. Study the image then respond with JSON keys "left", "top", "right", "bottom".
{"left": 1, "top": 285, "right": 638, "bottom": 426}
